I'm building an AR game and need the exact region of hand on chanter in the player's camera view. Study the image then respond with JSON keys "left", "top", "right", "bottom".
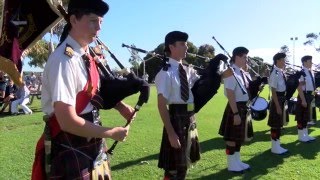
{"left": 115, "top": 101, "right": 136, "bottom": 122}
{"left": 110, "top": 125, "right": 130, "bottom": 141}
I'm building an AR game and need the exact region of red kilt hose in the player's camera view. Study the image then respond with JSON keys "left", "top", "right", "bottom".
{"left": 49, "top": 111, "right": 110, "bottom": 179}
{"left": 295, "top": 92, "right": 314, "bottom": 128}
{"left": 158, "top": 104, "right": 200, "bottom": 171}
{"left": 268, "top": 93, "right": 289, "bottom": 128}
{"left": 219, "top": 102, "right": 253, "bottom": 142}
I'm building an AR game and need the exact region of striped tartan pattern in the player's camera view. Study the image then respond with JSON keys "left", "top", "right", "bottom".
{"left": 43, "top": 115, "right": 52, "bottom": 178}
{"left": 179, "top": 64, "right": 189, "bottom": 102}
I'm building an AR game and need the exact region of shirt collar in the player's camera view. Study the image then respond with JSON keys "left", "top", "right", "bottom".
{"left": 65, "top": 35, "right": 87, "bottom": 56}
{"left": 302, "top": 66, "right": 310, "bottom": 72}
{"left": 273, "top": 65, "right": 283, "bottom": 72}
{"left": 232, "top": 64, "right": 241, "bottom": 73}
{"left": 168, "top": 57, "right": 182, "bottom": 68}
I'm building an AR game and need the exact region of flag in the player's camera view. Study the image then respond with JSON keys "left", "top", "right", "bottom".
{"left": 0, "top": 0, "right": 62, "bottom": 86}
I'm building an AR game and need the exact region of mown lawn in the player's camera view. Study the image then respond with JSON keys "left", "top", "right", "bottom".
{"left": 1, "top": 85, "right": 320, "bottom": 180}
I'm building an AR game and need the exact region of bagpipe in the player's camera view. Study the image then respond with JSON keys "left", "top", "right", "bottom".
{"left": 212, "top": 36, "right": 269, "bottom": 121}
{"left": 90, "top": 38, "right": 150, "bottom": 111}
{"left": 284, "top": 63, "right": 320, "bottom": 114}
{"left": 121, "top": 43, "right": 224, "bottom": 113}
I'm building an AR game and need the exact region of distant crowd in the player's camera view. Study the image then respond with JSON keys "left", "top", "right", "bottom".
{"left": 0, "top": 71, "right": 42, "bottom": 116}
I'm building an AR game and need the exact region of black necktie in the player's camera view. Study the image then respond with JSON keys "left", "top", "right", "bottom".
{"left": 309, "top": 70, "right": 315, "bottom": 90}
{"left": 179, "top": 64, "right": 189, "bottom": 102}
{"left": 240, "top": 70, "right": 249, "bottom": 89}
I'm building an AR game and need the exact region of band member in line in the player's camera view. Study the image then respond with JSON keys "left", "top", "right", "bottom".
{"left": 32, "top": 0, "right": 135, "bottom": 179}
{"left": 155, "top": 31, "right": 201, "bottom": 180}
{"left": 295, "top": 55, "right": 316, "bottom": 142}
{"left": 218, "top": 47, "right": 252, "bottom": 173}
{"left": 268, "top": 52, "right": 289, "bottom": 154}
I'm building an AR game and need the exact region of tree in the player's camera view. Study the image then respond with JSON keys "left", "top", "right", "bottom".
{"left": 248, "top": 56, "right": 270, "bottom": 77}
{"left": 25, "top": 39, "right": 53, "bottom": 68}
{"left": 141, "top": 42, "right": 218, "bottom": 82}
{"left": 128, "top": 44, "right": 142, "bottom": 76}
{"left": 193, "top": 44, "right": 215, "bottom": 68}
{"left": 304, "top": 32, "right": 320, "bottom": 52}
{"left": 280, "top": 45, "right": 291, "bottom": 64}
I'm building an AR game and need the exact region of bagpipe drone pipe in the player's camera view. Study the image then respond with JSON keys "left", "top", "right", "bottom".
{"left": 121, "top": 43, "right": 227, "bottom": 113}
{"left": 89, "top": 40, "right": 150, "bottom": 110}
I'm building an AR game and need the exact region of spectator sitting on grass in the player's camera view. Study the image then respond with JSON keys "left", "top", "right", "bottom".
{"left": 11, "top": 82, "right": 32, "bottom": 115}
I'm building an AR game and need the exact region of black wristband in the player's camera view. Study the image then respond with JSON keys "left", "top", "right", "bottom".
{"left": 233, "top": 112, "right": 239, "bottom": 116}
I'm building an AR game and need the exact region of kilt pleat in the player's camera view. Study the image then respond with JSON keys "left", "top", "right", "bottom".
{"left": 295, "top": 94, "right": 314, "bottom": 127}
{"left": 218, "top": 102, "right": 251, "bottom": 142}
{"left": 268, "top": 95, "right": 289, "bottom": 128}
{"left": 49, "top": 112, "right": 107, "bottom": 179}
{"left": 158, "top": 105, "right": 200, "bottom": 170}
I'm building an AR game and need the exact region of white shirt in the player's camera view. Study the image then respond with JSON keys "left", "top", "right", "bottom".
{"left": 299, "top": 67, "right": 315, "bottom": 91}
{"left": 155, "top": 58, "right": 199, "bottom": 104}
{"left": 269, "top": 65, "right": 286, "bottom": 92}
{"left": 41, "top": 36, "right": 94, "bottom": 115}
{"left": 223, "top": 64, "right": 249, "bottom": 102}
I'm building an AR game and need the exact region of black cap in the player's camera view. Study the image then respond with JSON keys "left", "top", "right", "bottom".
{"left": 273, "top": 52, "right": 286, "bottom": 62}
{"left": 165, "top": 31, "right": 188, "bottom": 46}
{"left": 68, "top": 0, "right": 109, "bottom": 17}
{"left": 232, "top": 47, "right": 249, "bottom": 57}
{"left": 301, "top": 55, "right": 312, "bottom": 62}
{"left": 164, "top": 31, "right": 188, "bottom": 53}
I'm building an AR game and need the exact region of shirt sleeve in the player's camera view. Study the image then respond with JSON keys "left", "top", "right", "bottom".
{"left": 48, "top": 55, "right": 78, "bottom": 107}
{"left": 155, "top": 70, "right": 171, "bottom": 100}
{"left": 224, "top": 76, "right": 236, "bottom": 91}
{"left": 269, "top": 71, "right": 277, "bottom": 89}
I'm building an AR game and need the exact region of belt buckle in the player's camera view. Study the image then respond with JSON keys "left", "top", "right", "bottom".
{"left": 187, "top": 103, "right": 194, "bottom": 111}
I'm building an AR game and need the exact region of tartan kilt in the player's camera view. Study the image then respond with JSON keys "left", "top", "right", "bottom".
{"left": 158, "top": 105, "right": 200, "bottom": 171}
{"left": 295, "top": 94, "right": 314, "bottom": 126}
{"left": 268, "top": 95, "right": 289, "bottom": 128}
{"left": 49, "top": 112, "right": 109, "bottom": 179}
{"left": 218, "top": 102, "right": 252, "bottom": 142}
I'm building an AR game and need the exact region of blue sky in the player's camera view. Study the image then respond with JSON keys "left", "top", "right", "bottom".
{"left": 24, "top": 0, "right": 320, "bottom": 72}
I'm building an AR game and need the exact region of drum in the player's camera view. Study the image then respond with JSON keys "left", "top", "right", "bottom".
{"left": 250, "top": 97, "right": 268, "bottom": 121}
{"left": 288, "top": 97, "right": 297, "bottom": 115}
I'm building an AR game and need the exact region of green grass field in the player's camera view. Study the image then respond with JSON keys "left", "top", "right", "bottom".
{"left": 1, "top": 85, "right": 320, "bottom": 180}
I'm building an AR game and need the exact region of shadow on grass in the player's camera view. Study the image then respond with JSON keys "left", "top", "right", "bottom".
{"left": 194, "top": 124, "right": 320, "bottom": 179}
{"left": 111, "top": 153, "right": 159, "bottom": 171}
{"left": 196, "top": 136, "right": 320, "bottom": 180}
{"left": 0, "top": 106, "right": 42, "bottom": 119}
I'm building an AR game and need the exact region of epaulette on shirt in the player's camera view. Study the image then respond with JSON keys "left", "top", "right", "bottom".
{"left": 64, "top": 44, "right": 74, "bottom": 58}
{"left": 222, "top": 68, "right": 233, "bottom": 79}
{"left": 162, "top": 58, "right": 171, "bottom": 71}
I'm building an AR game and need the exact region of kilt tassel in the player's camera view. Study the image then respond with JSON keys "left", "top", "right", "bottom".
{"left": 186, "top": 122, "right": 200, "bottom": 168}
